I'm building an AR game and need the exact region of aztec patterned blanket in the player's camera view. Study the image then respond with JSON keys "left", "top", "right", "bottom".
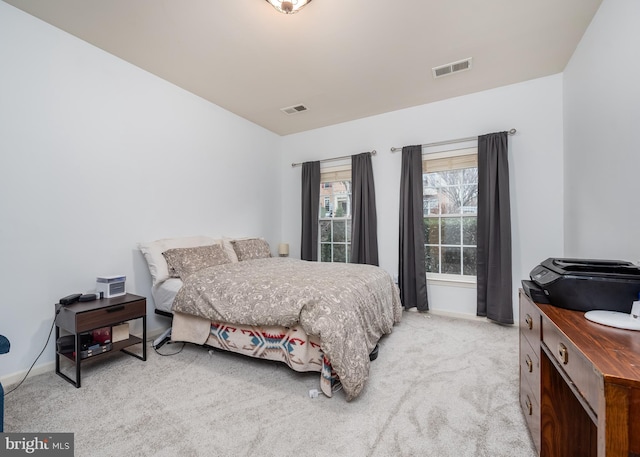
{"left": 172, "top": 257, "right": 402, "bottom": 400}
{"left": 171, "top": 312, "right": 337, "bottom": 396}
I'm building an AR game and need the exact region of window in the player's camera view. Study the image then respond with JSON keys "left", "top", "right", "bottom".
{"left": 319, "top": 166, "right": 351, "bottom": 263}
{"left": 423, "top": 148, "right": 478, "bottom": 280}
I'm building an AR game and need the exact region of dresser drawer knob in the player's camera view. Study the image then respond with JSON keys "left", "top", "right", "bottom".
{"left": 525, "top": 396, "right": 533, "bottom": 416}
{"left": 558, "top": 343, "right": 569, "bottom": 364}
{"left": 525, "top": 314, "right": 533, "bottom": 330}
{"left": 525, "top": 355, "right": 533, "bottom": 373}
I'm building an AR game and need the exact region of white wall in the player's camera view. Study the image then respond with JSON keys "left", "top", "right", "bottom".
{"left": 280, "top": 75, "right": 565, "bottom": 319}
{"left": 563, "top": 0, "right": 640, "bottom": 263}
{"left": 0, "top": 3, "right": 280, "bottom": 380}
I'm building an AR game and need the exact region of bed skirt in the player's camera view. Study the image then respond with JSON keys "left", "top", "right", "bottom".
{"left": 171, "top": 311, "right": 336, "bottom": 397}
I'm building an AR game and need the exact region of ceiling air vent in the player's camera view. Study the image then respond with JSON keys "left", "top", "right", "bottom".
{"left": 432, "top": 58, "right": 473, "bottom": 79}
{"left": 281, "top": 104, "right": 309, "bottom": 115}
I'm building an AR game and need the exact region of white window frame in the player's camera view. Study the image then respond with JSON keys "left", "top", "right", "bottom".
{"left": 318, "top": 163, "right": 352, "bottom": 263}
{"left": 422, "top": 146, "right": 478, "bottom": 285}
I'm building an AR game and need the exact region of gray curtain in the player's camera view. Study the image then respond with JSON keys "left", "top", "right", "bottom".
{"left": 476, "top": 132, "right": 513, "bottom": 324}
{"left": 351, "top": 152, "right": 379, "bottom": 266}
{"left": 301, "top": 161, "right": 320, "bottom": 261}
{"left": 399, "top": 145, "right": 428, "bottom": 311}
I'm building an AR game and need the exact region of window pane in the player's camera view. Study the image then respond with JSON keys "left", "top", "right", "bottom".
{"left": 346, "top": 219, "right": 352, "bottom": 242}
{"left": 333, "top": 244, "right": 347, "bottom": 263}
{"left": 463, "top": 216, "right": 477, "bottom": 245}
{"left": 461, "top": 184, "right": 477, "bottom": 213}
{"left": 320, "top": 220, "right": 331, "bottom": 242}
{"left": 440, "top": 170, "right": 462, "bottom": 186}
{"left": 319, "top": 179, "right": 351, "bottom": 218}
{"left": 322, "top": 197, "right": 330, "bottom": 216}
{"left": 424, "top": 217, "right": 439, "bottom": 244}
{"left": 439, "top": 187, "right": 462, "bottom": 214}
{"left": 424, "top": 173, "right": 440, "bottom": 188}
{"left": 462, "top": 167, "right": 478, "bottom": 185}
{"left": 423, "top": 194, "right": 439, "bottom": 215}
{"left": 321, "top": 243, "right": 332, "bottom": 262}
{"left": 335, "top": 197, "right": 348, "bottom": 217}
{"left": 441, "top": 217, "right": 461, "bottom": 245}
{"left": 337, "top": 181, "right": 352, "bottom": 217}
{"left": 463, "top": 247, "right": 477, "bottom": 276}
{"left": 441, "top": 247, "right": 461, "bottom": 274}
{"left": 333, "top": 220, "right": 346, "bottom": 242}
{"left": 425, "top": 246, "right": 440, "bottom": 273}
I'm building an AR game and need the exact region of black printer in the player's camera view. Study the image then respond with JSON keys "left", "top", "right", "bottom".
{"left": 527, "top": 258, "right": 640, "bottom": 313}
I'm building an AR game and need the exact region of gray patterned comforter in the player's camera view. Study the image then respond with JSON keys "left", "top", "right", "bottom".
{"left": 172, "top": 257, "right": 402, "bottom": 400}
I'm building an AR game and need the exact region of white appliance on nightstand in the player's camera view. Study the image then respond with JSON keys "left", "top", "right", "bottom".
{"left": 96, "top": 275, "right": 126, "bottom": 298}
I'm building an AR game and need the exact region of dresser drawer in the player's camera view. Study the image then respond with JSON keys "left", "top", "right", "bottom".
{"left": 519, "top": 292, "right": 541, "bottom": 352}
{"left": 76, "top": 299, "right": 146, "bottom": 332}
{"left": 520, "top": 333, "right": 540, "bottom": 402}
{"left": 541, "top": 315, "right": 600, "bottom": 415}
{"left": 520, "top": 378, "right": 541, "bottom": 453}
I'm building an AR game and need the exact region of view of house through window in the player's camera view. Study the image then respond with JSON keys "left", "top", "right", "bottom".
{"left": 423, "top": 148, "right": 478, "bottom": 278}
{"left": 319, "top": 166, "right": 351, "bottom": 263}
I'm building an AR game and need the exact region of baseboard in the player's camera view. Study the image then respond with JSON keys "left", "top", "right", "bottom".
{"left": 422, "top": 308, "right": 487, "bottom": 322}
{"left": 0, "top": 361, "right": 56, "bottom": 390}
{"left": 148, "top": 326, "right": 170, "bottom": 340}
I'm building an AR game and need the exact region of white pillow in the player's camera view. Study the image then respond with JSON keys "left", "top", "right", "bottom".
{"left": 139, "top": 236, "right": 221, "bottom": 286}
{"left": 221, "top": 237, "right": 238, "bottom": 263}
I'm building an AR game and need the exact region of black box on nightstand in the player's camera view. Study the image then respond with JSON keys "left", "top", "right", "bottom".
{"left": 56, "top": 334, "right": 92, "bottom": 353}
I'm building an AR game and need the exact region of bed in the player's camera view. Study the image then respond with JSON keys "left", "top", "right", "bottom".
{"left": 139, "top": 236, "right": 402, "bottom": 400}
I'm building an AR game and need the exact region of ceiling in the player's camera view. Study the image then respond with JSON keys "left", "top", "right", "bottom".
{"left": 4, "top": 0, "right": 603, "bottom": 136}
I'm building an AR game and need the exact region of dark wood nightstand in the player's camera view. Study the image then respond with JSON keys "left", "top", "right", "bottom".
{"left": 55, "top": 293, "right": 147, "bottom": 387}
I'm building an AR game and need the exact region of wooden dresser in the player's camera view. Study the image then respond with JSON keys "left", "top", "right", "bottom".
{"left": 519, "top": 290, "right": 542, "bottom": 453}
{"left": 519, "top": 290, "right": 640, "bottom": 457}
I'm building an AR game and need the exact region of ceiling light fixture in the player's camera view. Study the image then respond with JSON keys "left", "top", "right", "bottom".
{"left": 265, "top": 0, "right": 312, "bottom": 14}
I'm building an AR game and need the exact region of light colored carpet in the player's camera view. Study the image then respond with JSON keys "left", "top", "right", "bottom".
{"left": 4, "top": 311, "right": 537, "bottom": 457}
